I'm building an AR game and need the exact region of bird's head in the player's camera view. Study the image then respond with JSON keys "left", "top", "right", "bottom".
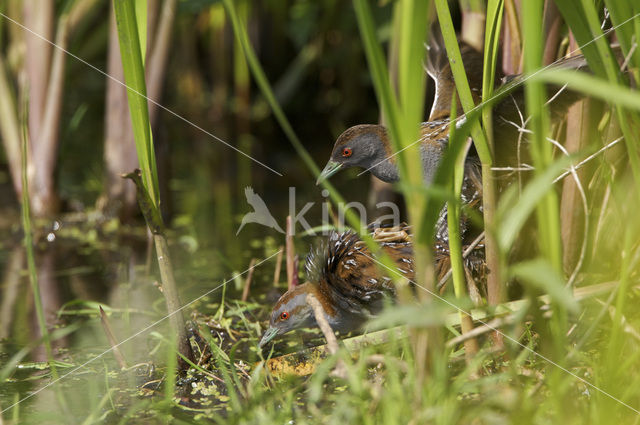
{"left": 258, "top": 283, "right": 319, "bottom": 348}
{"left": 316, "top": 125, "right": 392, "bottom": 184}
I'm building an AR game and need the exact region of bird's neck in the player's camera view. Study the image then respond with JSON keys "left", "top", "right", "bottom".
{"left": 306, "top": 282, "right": 368, "bottom": 334}
{"left": 420, "top": 141, "right": 446, "bottom": 184}
{"left": 368, "top": 119, "right": 452, "bottom": 184}
{"left": 419, "top": 119, "right": 451, "bottom": 184}
{"left": 297, "top": 283, "right": 338, "bottom": 329}
{"left": 369, "top": 157, "right": 400, "bottom": 183}
{"left": 368, "top": 144, "right": 445, "bottom": 184}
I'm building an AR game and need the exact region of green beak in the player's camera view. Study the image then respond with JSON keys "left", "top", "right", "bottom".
{"left": 316, "top": 160, "right": 343, "bottom": 185}
{"left": 258, "top": 326, "right": 280, "bottom": 348}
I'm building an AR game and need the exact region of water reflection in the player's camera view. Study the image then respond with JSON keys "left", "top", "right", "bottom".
{"left": 0, "top": 248, "right": 23, "bottom": 341}
{"left": 0, "top": 232, "right": 176, "bottom": 420}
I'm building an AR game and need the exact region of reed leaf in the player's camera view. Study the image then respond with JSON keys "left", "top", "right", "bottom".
{"left": 509, "top": 259, "right": 578, "bottom": 313}
{"left": 534, "top": 68, "right": 640, "bottom": 111}
{"left": 434, "top": 0, "right": 490, "bottom": 163}
{"left": 113, "top": 0, "right": 159, "bottom": 206}
{"left": 20, "top": 106, "right": 58, "bottom": 380}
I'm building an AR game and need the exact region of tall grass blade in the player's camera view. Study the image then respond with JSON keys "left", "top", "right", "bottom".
{"left": 522, "top": 0, "right": 562, "bottom": 272}
{"left": 556, "top": 0, "right": 640, "bottom": 197}
{"left": 113, "top": 0, "right": 159, "bottom": 205}
{"left": 434, "top": 0, "right": 490, "bottom": 163}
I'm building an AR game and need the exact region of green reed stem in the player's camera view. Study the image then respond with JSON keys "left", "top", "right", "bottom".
{"left": 522, "top": 0, "right": 562, "bottom": 271}
{"left": 114, "top": 0, "right": 193, "bottom": 369}
{"left": 580, "top": 0, "right": 640, "bottom": 200}
{"left": 434, "top": 0, "right": 507, "bottom": 346}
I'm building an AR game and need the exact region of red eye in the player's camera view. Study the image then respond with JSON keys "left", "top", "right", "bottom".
{"left": 342, "top": 147, "right": 352, "bottom": 157}
{"left": 280, "top": 311, "right": 289, "bottom": 320}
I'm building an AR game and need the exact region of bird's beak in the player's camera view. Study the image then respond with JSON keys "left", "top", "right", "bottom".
{"left": 316, "top": 160, "right": 343, "bottom": 185}
{"left": 258, "top": 326, "right": 280, "bottom": 348}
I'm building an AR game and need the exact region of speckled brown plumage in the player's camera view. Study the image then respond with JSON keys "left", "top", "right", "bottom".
{"left": 259, "top": 223, "right": 416, "bottom": 347}
{"left": 304, "top": 224, "right": 414, "bottom": 316}
{"left": 258, "top": 223, "right": 487, "bottom": 348}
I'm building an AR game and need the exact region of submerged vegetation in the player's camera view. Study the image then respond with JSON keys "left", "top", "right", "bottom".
{"left": 1, "top": 0, "right": 640, "bottom": 424}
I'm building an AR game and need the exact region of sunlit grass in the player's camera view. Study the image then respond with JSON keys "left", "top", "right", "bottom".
{"left": 2, "top": 1, "right": 640, "bottom": 424}
{"left": 213, "top": 3, "right": 639, "bottom": 425}
{"left": 214, "top": 1, "right": 640, "bottom": 424}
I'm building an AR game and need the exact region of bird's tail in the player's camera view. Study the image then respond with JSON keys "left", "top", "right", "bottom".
{"left": 491, "top": 45, "right": 626, "bottom": 169}
{"left": 493, "top": 46, "right": 624, "bottom": 145}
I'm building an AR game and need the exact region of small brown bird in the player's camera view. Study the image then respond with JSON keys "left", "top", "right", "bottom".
{"left": 315, "top": 43, "right": 591, "bottom": 187}
{"left": 315, "top": 41, "right": 490, "bottom": 187}
{"left": 259, "top": 223, "right": 414, "bottom": 348}
{"left": 315, "top": 40, "right": 600, "bottom": 245}
{"left": 258, "top": 223, "right": 486, "bottom": 348}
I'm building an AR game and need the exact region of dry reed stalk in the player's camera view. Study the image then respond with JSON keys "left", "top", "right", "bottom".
{"left": 99, "top": 306, "right": 128, "bottom": 369}
{"left": 241, "top": 258, "right": 257, "bottom": 302}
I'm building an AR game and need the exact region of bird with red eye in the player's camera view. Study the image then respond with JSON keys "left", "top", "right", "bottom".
{"left": 259, "top": 223, "right": 415, "bottom": 349}
{"left": 316, "top": 38, "right": 600, "bottom": 187}
{"left": 258, "top": 222, "right": 486, "bottom": 349}
{"left": 315, "top": 36, "right": 611, "bottom": 246}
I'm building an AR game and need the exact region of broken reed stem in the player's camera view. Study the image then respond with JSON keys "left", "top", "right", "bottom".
{"left": 458, "top": 312, "right": 480, "bottom": 363}
{"left": 123, "top": 170, "right": 194, "bottom": 367}
{"left": 144, "top": 227, "right": 154, "bottom": 276}
{"left": 456, "top": 259, "right": 481, "bottom": 363}
{"left": 292, "top": 255, "right": 299, "bottom": 286}
{"left": 241, "top": 258, "right": 257, "bottom": 302}
{"left": 464, "top": 264, "right": 483, "bottom": 306}
{"left": 99, "top": 306, "right": 128, "bottom": 369}
{"left": 272, "top": 247, "right": 283, "bottom": 286}
{"left": 286, "top": 216, "right": 297, "bottom": 290}
{"left": 305, "top": 294, "right": 339, "bottom": 354}
{"left": 306, "top": 293, "right": 347, "bottom": 378}
{"left": 446, "top": 316, "right": 510, "bottom": 348}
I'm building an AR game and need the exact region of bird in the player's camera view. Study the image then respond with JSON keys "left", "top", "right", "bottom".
{"left": 314, "top": 39, "right": 603, "bottom": 242}
{"left": 315, "top": 42, "right": 594, "bottom": 187}
{"left": 236, "top": 186, "right": 285, "bottom": 235}
{"left": 258, "top": 222, "right": 485, "bottom": 348}
{"left": 259, "top": 223, "right": 414, "bottom": 348}
{"left": 315, "top": 41, "right": 485, "bottom": 187}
